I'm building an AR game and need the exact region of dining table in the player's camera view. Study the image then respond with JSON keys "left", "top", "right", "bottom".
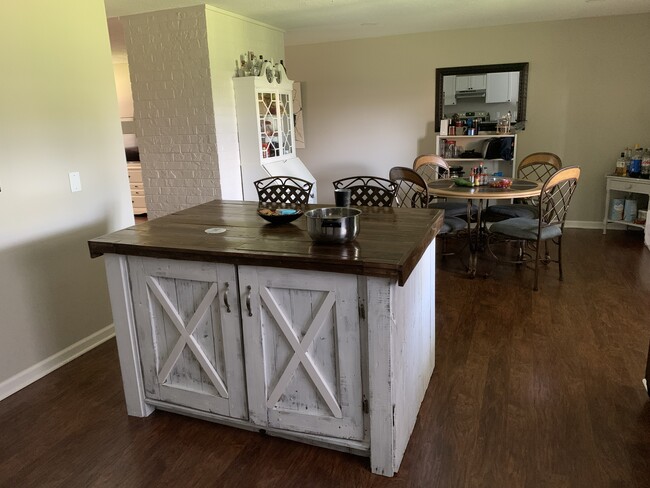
{"left": 428, "top": 178, "right": 543, "bottom": 277}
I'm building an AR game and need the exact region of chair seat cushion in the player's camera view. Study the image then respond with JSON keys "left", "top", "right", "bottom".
{"left": 484, "top": 203, "right": 538, "bottom": 221}
{"left": 490, "top": 217, "right": 562, "bottom": 241}
{"left": 439, "top": 216, "right": 467, "bottom": 235}
{"left": 429, "top": 201, "right": 477, "bottom": 218}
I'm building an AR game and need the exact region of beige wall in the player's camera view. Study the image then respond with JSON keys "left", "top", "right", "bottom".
{"left": 286, "top": 14, "right": 650, "bottom": 223}
{"left": 0, "top": 1, "right": 133, "bottom": 386}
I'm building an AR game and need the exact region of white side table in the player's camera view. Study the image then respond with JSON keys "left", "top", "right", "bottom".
{"left": 602, "top": 176, "right": 650, "bottom": 248}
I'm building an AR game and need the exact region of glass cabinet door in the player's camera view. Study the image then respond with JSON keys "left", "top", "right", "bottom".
{"left": 279, "top": 92, "right": 293, "bottom": 156}
{"left": 257, "top": 91, "right": 293, "bottom": 160}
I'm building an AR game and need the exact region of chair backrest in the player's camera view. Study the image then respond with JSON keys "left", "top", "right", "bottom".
{"left": 413, "top": 154, "right": 451, "bottom": 183}
{"left": 389, "top": 167, "right": 429, "bottom": 208}
{"left": 538, "top": 166, "right": 580, "bottom": 229}
{"left": 332, "top": 176, "right": 397, "bottom": 207}
{"left": 517, "top": 152, "right": 562, "bottom": 182}
{"left": 254, "top": 176, "right": 313, "bottom": 204}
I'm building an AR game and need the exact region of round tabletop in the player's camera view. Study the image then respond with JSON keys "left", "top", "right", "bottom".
{"left": 427, "top": 179, "right": 542, "bottom": 200}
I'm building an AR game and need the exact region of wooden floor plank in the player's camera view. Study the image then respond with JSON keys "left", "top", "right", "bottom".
{"left": 1, "top": 229, "right": 648, "bottom": 487}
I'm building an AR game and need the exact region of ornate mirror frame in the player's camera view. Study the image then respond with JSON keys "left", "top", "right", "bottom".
{"left": 434, "top": 62, "right": 529, "bottom": 132}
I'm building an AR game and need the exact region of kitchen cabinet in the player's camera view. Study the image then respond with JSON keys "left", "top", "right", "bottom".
{"left": 485, "top": 72, "right": 520, "bottom": 103}
{"left": 455, "top": 74, "right": 486, "bottom": 92}
{"left": 127, "top": 163, "right": 147, "bottom": 215}
{"left": 436, "top": 134, "right": 517, "bottom": 178}
{"left": 443, "top": 75, "right": 456, "bottom": 105}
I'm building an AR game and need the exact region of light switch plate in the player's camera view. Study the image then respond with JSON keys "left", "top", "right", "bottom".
{"left": 69, "top": 172, "right": 82, "bottom": 192}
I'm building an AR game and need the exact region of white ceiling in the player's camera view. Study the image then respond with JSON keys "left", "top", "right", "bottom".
{"left": 106, "top": 0, "right": 650, "bottom": 60}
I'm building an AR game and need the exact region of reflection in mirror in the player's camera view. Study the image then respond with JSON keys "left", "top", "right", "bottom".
{"left": 434, "top": 63, "right": 529, "bottom": 132}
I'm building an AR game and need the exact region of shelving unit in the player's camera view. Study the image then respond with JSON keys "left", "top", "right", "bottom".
{"left": 435, "top": 134, "right": 517, "bottom": 178}
{"left": 602, "top": 175, "right": 650, "bottom": 234}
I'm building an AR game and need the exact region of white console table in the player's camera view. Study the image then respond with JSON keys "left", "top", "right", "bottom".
{"left": 602, "top": 176, "right": 650, "bottom": 248}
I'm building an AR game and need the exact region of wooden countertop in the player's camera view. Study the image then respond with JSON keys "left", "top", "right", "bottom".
{"left": 88, "top": 200, "right": 444, "bottom": 285}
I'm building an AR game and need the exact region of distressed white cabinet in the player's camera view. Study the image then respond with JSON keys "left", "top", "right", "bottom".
{"left": 240, "top": 266, "right": 366, "bottom": 441}
{"left": 92, "top": 200, "right": 442, "bottom": 477}
{"left": 126, "top": 257, "right": 366, "bottom": 441}
{"left": 128, "top": 257, "right": 248, "bottom": 419}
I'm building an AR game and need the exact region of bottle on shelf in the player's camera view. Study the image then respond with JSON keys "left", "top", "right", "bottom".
{"left": 615, "top": 152, "right": 627, "bottom": 176}
{"left": 641, "top": 148, "right": 650, "bottom": 179}
{"left": 629, "top": 144, "right": 643, "bottom": 178}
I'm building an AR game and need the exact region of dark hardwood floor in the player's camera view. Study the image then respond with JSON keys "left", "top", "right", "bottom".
{"left": 1, "top": 229, "right": 648, "bottom": 487}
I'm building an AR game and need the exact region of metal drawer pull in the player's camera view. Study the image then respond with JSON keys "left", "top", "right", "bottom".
{"left": 223, "top": 282, "right": 231, "bottom": 313}
{"left": 246, "top": 285, "right": 253, "bottom": 317}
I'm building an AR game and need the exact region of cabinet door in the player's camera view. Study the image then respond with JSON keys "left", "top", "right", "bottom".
{"left": 455, "top": 76, "right": 470, "bottom": 91}
{"left": 129, "top": 257, "right": 247, "bottom": 419}
{"left": 443, "top": 75, "right": 456, "bottom": 105}
{"left": 470, "top": 74, "right": 486, "bottom": 90}
{"left": 257, "top": 90, "right": 294, "bottom": 160}
{"left": 486, "top": 72, "right": 510, "bottom": 103}
{"left": 240, "top": 266, "right": 366, "bottom": 441}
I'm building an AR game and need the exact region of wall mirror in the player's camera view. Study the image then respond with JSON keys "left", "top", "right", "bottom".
{"left": 434, "top": 62, "right": 529, "bottom": 132}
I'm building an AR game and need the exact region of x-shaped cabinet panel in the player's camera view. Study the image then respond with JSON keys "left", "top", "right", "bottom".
{"left": 129, "top": 257, "right": 247, "bottom": 420}
{"left": 240, "top": 266, "right": 366, "bottom": 441}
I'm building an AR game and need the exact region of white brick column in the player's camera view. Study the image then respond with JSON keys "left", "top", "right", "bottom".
{"left": 123, "top": 6, "right": 220, "bottom": 219}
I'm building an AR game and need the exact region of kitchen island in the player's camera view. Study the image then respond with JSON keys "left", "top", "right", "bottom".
{"left": 88, "top": 200, "right": 443, "bottom": 476}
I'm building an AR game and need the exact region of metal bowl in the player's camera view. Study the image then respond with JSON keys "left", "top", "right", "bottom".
{"left": 304, "top": 207, "right": 361, "bottom": 243}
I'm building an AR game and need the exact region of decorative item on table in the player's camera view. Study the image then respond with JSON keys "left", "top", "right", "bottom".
{"left": 487, "top": 177, "right": 513, "bottom": 189}
{"left": 304, "top": 207, "right": 361, "bottom": 243}
{"left": 257, "top": 202, "right": 304, "bottom": 224}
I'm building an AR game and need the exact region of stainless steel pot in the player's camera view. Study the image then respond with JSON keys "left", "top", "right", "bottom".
{"left": 305, "top": 207, "right": 361, "bottom": 243}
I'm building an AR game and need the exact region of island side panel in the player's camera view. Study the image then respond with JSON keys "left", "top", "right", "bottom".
{"left": 104, "top": 254, "right": 155, "bottom": 417}
{"left": 391, "top": 239, "right": 436, "bottom": 468}
{"left": 367, "top": 239, "right": 437, "bottom": 476}
{"left": 367, "top": 275, "right": 396, "bottom": 476}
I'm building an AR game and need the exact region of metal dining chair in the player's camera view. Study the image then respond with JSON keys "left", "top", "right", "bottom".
{"left": 486, "top": 166, "right": 580, "bottom": 291}
{"left": 332, "top": 176, "right": 397, "bottom": 207}
{"left": 389, "top": 166, "right": 466, "bottom": 244}
{"left": 483, "top": 152, "right": 562, "bottom": 223}
{"left": 413, "top": 154, "right": 477, "bottom": 219}
{"left": 254, "top": 176, "right": 313, "bottom": 204}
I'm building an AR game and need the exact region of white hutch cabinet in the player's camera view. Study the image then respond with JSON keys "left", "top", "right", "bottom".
{"left": 233, "top": 69, "right": 303, "bottom": 201}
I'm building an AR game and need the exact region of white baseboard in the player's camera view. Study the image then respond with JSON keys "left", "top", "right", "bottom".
{"left": 0, "top": 324, "right": 115, "bottom": 402}
{"left": 565, "top": 220, "right": 645, "bottom": 230}
{"left": 565, "top": 220, "right": 603, "bottom": 229}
